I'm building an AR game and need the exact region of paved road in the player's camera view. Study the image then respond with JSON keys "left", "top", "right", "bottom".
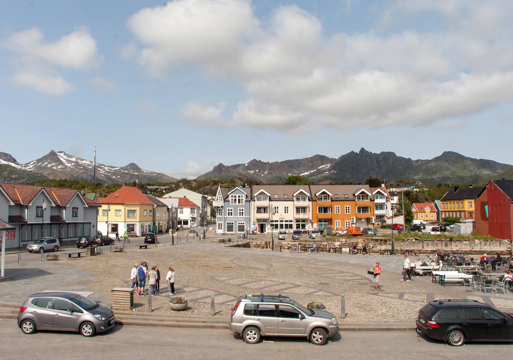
{"left": 1, "top": 321, "right": 511, "bottom": 360}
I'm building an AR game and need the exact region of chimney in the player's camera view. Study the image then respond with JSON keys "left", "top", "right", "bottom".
{"left": 454, "top": 185, "right": 459, "bottom": 192}
{"left": 468, "top": 183, "right": 473, "bottom": 188}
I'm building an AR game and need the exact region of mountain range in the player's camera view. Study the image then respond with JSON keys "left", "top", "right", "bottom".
{"left": 0, "top": 151, "right": 175, "bottom": 184}
{"left": 198, "top": 148, "right": 512, "bottom": 185}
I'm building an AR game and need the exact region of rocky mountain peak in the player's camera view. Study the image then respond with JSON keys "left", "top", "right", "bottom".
{"left": 0, "top": 152, "right": 18, "bottom": 164}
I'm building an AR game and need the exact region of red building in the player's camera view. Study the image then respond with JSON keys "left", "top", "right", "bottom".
{"left": 475, "top": 180, "right": 513, "bottom": 240}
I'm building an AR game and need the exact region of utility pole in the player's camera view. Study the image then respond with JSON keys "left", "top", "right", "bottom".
{"left": 93, "top": 146, "right": 96, "bottom": 182}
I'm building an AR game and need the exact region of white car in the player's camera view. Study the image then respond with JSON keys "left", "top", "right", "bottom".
{"left": 278, "top": 231, "right": 287, "bottom": 240}
{"left": 27, "top": 237, "right": 60, "bottom": 253}
{"left": 309, "top": 230, "right": 322, "bottom": 239}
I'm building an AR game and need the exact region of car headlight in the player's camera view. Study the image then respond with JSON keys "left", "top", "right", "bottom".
{"left": 331, "top": 318, "right": 338, "bottom": 325}
{"left": 93, "top": 314, "right": 106, "bottom": 321}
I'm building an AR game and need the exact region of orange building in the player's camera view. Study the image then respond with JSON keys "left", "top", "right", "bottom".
{"left": 310, "top": 185, "right": 375, "bottom": 230}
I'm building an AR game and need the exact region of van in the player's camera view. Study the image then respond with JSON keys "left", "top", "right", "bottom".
{"left": 422, "top": 225, "right": 441, "bottom": 235}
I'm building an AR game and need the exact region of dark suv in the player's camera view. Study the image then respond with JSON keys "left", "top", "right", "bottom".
{"left": 77, "top": 237, "right": 95, "bottom": 248}
{"left": 144, "top": 233, "right": 157, "bottom": 244}
{"left": 416, "top": 300, "right": 513, "bottom": 346}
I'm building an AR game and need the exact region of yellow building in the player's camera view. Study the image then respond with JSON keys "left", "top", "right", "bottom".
{"left": 412, "top": 203, "right": 437, "bottom": 221}
{"left": 440, "top": 186, "right": 485, "bottom": 220}
{"left": 98, "top": 186, "right": 154, "bottom": 236}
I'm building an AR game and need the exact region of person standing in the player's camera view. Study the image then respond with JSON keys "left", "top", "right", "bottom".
{"left": 166, "top": 267, "right": 175, "bottom": 295}
{"left": 137, "top": 262, "right": 146, "bottom": 296}
{"left": 130, "top": 264, "right": 139, "bottom": 294}
{"left": 155, "top": 265, "right": 161, "bottom": 293}
{"left": 373, "top": 262, "right": 381, "bottom": 289}
{"left": 402, "top": 255, "right": 411, "bottom": 282}
{"left": 148, "top": 266, "right": 157, "bottom": 296}
{"left": 116, "top": 232, "right": 120, "bottom": 242}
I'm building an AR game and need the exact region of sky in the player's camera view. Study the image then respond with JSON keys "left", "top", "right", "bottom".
{"left": 1, "top": 0, "right": 513, "bottom": 179}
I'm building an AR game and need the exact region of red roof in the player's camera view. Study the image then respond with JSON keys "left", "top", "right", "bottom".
{"left": 371, "top": 186, "right": 391, "bottom": 200}
{"left": 166, "top": 197, "right": 199, "bottom": 208}
{"left": 0, "top": 183, "right": 100, "bottom": 207}
{"left": 413, "top": 203, "right": 436, "bottom": 212}
{"left": 99, "top": 186, "right": 153, "bottom": 205}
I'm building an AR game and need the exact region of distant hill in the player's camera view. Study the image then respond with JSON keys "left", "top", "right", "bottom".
{"left": 197, "top": 148, "right": 511, "bottom": 185}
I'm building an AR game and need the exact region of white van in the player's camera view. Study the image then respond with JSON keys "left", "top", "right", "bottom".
{"left": 422, "top": 225, "right": 441, "bottom": 235}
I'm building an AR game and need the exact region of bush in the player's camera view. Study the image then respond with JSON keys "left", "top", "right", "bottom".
{"left": 381, "top": 224, "right": 391, "bottom": 229}
{"left": 442, "top": 217, "right": 461, "bottom": 223}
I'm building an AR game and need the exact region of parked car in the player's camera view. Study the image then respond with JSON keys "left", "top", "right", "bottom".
{"left": 411, "top": 223, "right": 426, "bottom": 232}
{"left": 292, "top": 230, "right": 302, "bottom": 240}
{"left": 77, "top": 237, "right": 95, "bottom": 248}
{"left": 144, "top": 233, "right": 157, "bottom": 244}
{"left": 416, "top": 299, "right": 513, "bottom": 346}
{"left": 18, "top": 292, "right": 115, "bottom": 337}
{"left": 422, "top": 225, "right": 441, "bottom": 235}
{"left": 229, "top": 294, "right": 339, "bottom": 345}
{"left": 278, "top": 231, "right": 287, "bottom": 240}
{"left": 27, "top": 238, "right": 60, "bottom": 253}
{"left": 96, "top": 236, "right": 114, "bottom": 246}
{"left": 391, "top": 224, "right": 404, "bottom": 231}
{"left": 439, "top": 222, "right": 454, "bottom": 232}
{"left": 309, "top": 230, "right": 322, "bottom": 239}
{"left": 346, "top": 226, "right": 364, "bottom": 236}
{"left": 361, "top": 228, "right": 377, "bottom": 236}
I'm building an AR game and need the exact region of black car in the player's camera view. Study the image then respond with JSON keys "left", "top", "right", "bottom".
{"left": 144, "top": 233, "right": 157, "bottom": 244}
{"left": 77, "top": 237, "right": 95, "bottom": 248}
{"left": 96, "top": 236, "right": 114, "bottom": 246}
{"left": 416, "top": 300, "right": 513, "bottom": 346}
{"left": 411, "top": 223, "right": 426, "bottom": 232}
{"left": 439, "top": 222, "right": 454, "bottom": 232}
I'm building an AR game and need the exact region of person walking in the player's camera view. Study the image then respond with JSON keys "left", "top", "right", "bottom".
{"left": 373, "top": 262, "right": 381, "bottom": 289}
{"left": 155, "top": 265, "right": 161, "bottom": 293}
{"left": 166, "top": 267, "right": 175, "bottom": 295}
{"left": 130, "top": 264, "right": 139, "bottom": 294}
{"left": 123, "top": 231, "right": 128, "bottom": 243}
{"left": 402, "top": 255, "right": 411, "bottom": 282}
{"left": 137, "top": 262, "right": 146, "bottom": 296}
{"left": 148, "top": 266, "right": 157, "bottom": 296}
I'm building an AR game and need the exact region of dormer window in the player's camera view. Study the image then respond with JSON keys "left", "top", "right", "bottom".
{"left": 284, "top": 194, "right": 289, "bottom": 199}
{"left": 344, "top": 194, "right": 349, "bottom": 199}
{"left": 274, "top": 195, "right": 278, "bottom": 199}
{"left": 334, "top": 194, "right": 339, "bottom": 199}
{"left": 356, "top": 194, "right": 368, "bottom": 201}
{"left": 256, "top": 195, "right": 268, "bottom": 201}
{"left": 295, "top": 195, "right": 307, "bottom": 201}
{"left": 320, "top": 195, "right": 330, "bottom": 201}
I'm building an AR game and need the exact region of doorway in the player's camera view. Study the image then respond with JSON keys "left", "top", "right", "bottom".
{"left": 258, "top": 223, "right": 266, "bottom": 233}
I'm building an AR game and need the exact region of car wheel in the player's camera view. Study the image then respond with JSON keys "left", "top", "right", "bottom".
{"left": 21, "top": 319, "right": 36, "bottom": 334}
{"left": 447, "top": 329, "right": 465, "bottom": 346}
{"left": 310, "top": 327, "right": 328, "bottom": 345}
{"left": 80, "top": 321, "right": 96, "bottom": 337}
{"left": 53, "top": 246, "right": 58, "bottom": 252}
{"left": 39, "top": 248, "right": 44, "bottom": 254}
{"left": 243, "top": 326, "right": 261, "bottom": 344}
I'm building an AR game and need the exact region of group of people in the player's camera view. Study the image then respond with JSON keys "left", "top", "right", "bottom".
{"left": 130, "top": 262, "right": 177, "bottom": 296}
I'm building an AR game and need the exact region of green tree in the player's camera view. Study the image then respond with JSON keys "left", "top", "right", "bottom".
{"left": 284, "top": 175, "right": 311, "bottom": 185}
{"left": 395, "top": 193, "right": 414, "bottom": 225}
{"left": 365, "top": 176, "right": 382, "bottom": 187}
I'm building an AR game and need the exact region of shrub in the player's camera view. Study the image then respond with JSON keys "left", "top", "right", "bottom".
{"left": 442, "top": 217, "right": 461, "bottom": 223}
{"left": 381, "top": 224, "right": 391, "bottom": 229}
{"left": 171, "top": 296, "right": 186, "bottom": 304}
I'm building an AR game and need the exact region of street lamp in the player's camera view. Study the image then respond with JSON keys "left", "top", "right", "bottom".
{"left": 171, "top": 205, "right": 175, "bottom": 245}
{"left": 42, "top": 198, "right": 47, "bottom": 238}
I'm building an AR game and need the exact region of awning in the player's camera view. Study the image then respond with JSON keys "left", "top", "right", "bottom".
{"left": 0, "top": 219, "right": 15, "bottom": 230}
{"left": 50, "top": 216, "right": 65, "bottom": 223}
{"left": 8, "top": 216, "right": 26, "bottom": 224}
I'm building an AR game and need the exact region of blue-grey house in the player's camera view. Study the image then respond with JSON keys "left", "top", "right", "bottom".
{"left": 213, "top": 185, "right": 252, "bottom": 234}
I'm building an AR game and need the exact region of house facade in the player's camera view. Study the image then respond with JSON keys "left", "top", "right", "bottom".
{"left": 163, "top": 188, "right": 208, "bottom": 226}
{"left": 412, "top": 203, "right": 438, "bottom": 222}
{"left": 214, "top": 186, "right": 252, "bottom": 234}
{"left": 163, "top": 197, "right": 200, "bottom": 228}
{"left": 371, "top": 187, "right": 392, "bottom": 223}
{"left": 440, "top": 185, "right": 484, "bottom": 220}
{"left": 0, "top": 183, "right": 100, "bottom": 249}
{"left": 98, "top": 186, "right": 154, "bottom": 236}
{"left": 146, "top": 195, "right": 169, "bottom": 233}
{"left": 475, "top": 180, "right": 513, "bottom": 241}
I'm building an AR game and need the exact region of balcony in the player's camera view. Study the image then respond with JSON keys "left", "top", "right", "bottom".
{"left": 294, "top": 212, "right": 309, "bottom": 219}
{"left": 255, "top": 212, "right": 270, "bottom": 220}
{"left": 316, "top": 201, "right": 331, "bottom": 207}
{"left": 213, "top": 200, "right": 224, "bottom": 207}
{"left": 317, "top": 213, "right": 333, "bottom": 219}
{"left": 374, "top": 197, "right": 386, "bottom": 203}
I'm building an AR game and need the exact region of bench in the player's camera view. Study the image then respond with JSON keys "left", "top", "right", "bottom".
{"left": 67, "top": 252, "right": 84, "bottom": 258}
{"left": 139, "top": 245, "right": 148, "bottom": 250}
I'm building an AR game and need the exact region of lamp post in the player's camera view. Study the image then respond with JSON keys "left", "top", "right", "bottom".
{"left": 42, "top": 199, "right": 47, "bottom": 238}
{"left": 171, "top": 205, "right": 175, "bottom": 245}
{"left": 391, "top": 206, "right": 395, "bottom": 255}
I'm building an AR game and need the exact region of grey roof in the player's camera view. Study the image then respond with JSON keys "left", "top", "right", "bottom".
{"left": 252, "top": 185, "right": 312, "bottom": 200}
{"left": 441, "top": 187, "right": 485, "bottom": 201}
{"left": 389, "top": 192, "right": 399, "bottom": 196}
{"left": 0, "top": 219, "right": 14, "bottom": 230}
{"left": 309, "top": 184, "right": 372, "bottom": 200}
{"left": 491, "top": 180, "right": 513, "bottom": 200}
{"left": 145, "top": 195, "right": 168, "bottom": 207}
{"left": 220, "top": 186, "right": 252, "bottom": 201}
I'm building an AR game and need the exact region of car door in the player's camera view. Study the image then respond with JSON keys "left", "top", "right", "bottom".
{"left": 256, "top": 304, "right": 279, "bottom": 335}
{"left": 460, "top": 307, "right": 485, "bottom": 340}
{"left": 481, "top": 308, "right": 509, "bottom": 340}
{"left": 31, "top": 298, "right": 56, "bottom": 329}
{"left": 53, "top": 298, "right": 83, "bottom": 331}
{"left": 278, "top": 305, "right": 307, "bottom": 335}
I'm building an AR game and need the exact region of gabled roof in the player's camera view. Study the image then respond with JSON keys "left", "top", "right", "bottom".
{"left": 315, "top": 189, "right": 333, "bottom": 197}
{"left": 252, "top": 185, "right": 310, "bottom": 200}
{"left": 253, "top": 189, "right": 271, "bottom": 197}
{"left": 441, "top": 187, "right": 485, "bottom": 201}
{"left": 99, "top": 186, "right": 153, "bottom": 205}
{"left": 354, "top": 188, "right": 371, "bottom": 196}
{"left": 371, "top": 187, "right": 391, "bottom": 200}
{"left": 177, "top": 197, "right": 199, "bottom": 208}
{"left": 227, "top": 186, "right": 248, "bottom": 196}
{"left": 0, "top": 183, "right": 100, "bottom": 207}
{"left": 145, "top": 194, "right": 168, "bottom": 207}
{"left": 490, "top": 180, "right": 513, "bottom": 200}
{"left": 412, "top": 203, "right": 436, "bottom": 212}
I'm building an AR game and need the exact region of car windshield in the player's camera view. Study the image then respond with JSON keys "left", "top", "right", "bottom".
{"left": 293, "top": 301, "right": 314, "bottom": 316}
{"left": 32, "top": 239, "right": 44, "bottom": 244}
{"left": 69, "top": 294, "right": 98, "bottom": 310}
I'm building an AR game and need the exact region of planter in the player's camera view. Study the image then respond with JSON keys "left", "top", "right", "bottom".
{"left": 170, "top": 301, "right": 188, "bottom": 311}
{"left": 46, "top": 255, "right": 59, "bottom": 261}
{"left": 113, "top": 249, "right": 123, "bottom": 253}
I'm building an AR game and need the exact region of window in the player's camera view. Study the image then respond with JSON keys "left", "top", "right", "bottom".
{"left": 227, "top": 208, "right": 233, "bottom": 216}
{"left": 284, "top": 194, "right": 289, "bottom": 199}
{"left": 375, "top": 204, "right": 385, "bottom": 211}
{"left": 274, "top": 195, "right": 278, "bottom": 199}
{"left": 345, "top": 220, "right": 351, "bottom": 228}
{"left": 54, "top": 298, "right": 74, "bottom": 312}
{"left": 345, "top": 206, "right": 351, "bottom": 214}
{"left": 229, "top": 194, "right": 245, "bottom": 205}
{"left": 32, "top": 298, "right": 53, "bottom": 309}
{"left": 157, "top": 211, "right": 160, "bottom": 217}
{"left": 334, "top": 194, "right": 339, "bottom": 199}
{"left": 284, "top": 206, "right": 289, "bottom": 214}
{"left": 462, "top": 308, "right": 482, "bottom": 320}
{"left": 438, "top": 309, "right": 459, "bottom": 320}
{"left": 256, "top": 207, "right": 268, "bottom": 214}
{"left": 115, "top": 210, "right": 121, "bottom": 216}
{"left": 190, "top": 209, "right": 195, "bottom": 215}
{"left": 102, "top": 210, "right": 108, "bottom": 216}
{"left": 295, "top": 207, "right": 307, "bottom": 214}
{"left": 335, "top": 206, "right": 341, "bottom": 214}
{"left": 482, "top": 308, "right": 503, "bottom": 320}
{"left": 36, "top": 206, "right": 43, "bottom": 218}
{"left": 237, "top": 222, "right": 245, "bottom": 233}
{"left": 431, "top": 213, "right": 434, "bottom": 219}
{"left": 468, "top": 201, "right": 472, "bottom": 208}
{"left": 217, "top": 222, "right": 223, "bottom": 231}
{"left": 72, "top": 207, "right": 78, "bottom": 217}
{"left": 456, "top": 202, "right": 459, "bottom": 209}
{"left": 320, "top": 195, "right": 329, "bottom": 201}
{"left": 317, "top": 207, "right": 331, "bottom": 214}
{"left": 238, "top": 208, "right": 244, "bottom": 217}
{"left": 335, "top": 220, "right": 341, "bottom": 228}
{"left": 420, "top": 214, "right": 424, "bottom": 219}
{"left": 144, "top": 210, "right": 147, "bottom": 216}
{"left": 257, "top": 304, "right": 276, "bottom": 317}
{"left": 356, "top": 207, "right": 370, "bottom": 214}
{"left": 278, "top": 305, "right": 301, "bottom": 318}
{"left": 256, "top": 195, "right": 268, "bottom": 201}
{"left": 179, "top": 208, "right": 184, "bottom": 214}
{"left": 127, "top": 210, "right": 137, "bottom": 218}
{"left": 226, "top": 222, "right": 234, "bottom": 232}
{"left": 273, "top": 206, "right": 279, "bottom": 214}
{"left": 461, "top": 201, "right": 464, "bottom": 208}
{"left": 149, "top": 210, "right": 152, "bottom": 216}
{"left": 356, "top": 194, "right": 368, "bottom": 201}
{"left": 244, "top": 304, "right": 258, "bottom": 316}
{"left": 295, "top": 195, "right": 306, "bottom": 202}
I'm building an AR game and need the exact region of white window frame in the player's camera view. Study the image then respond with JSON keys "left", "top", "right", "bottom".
{"left": 179, "top": 208, "right": 183, "bottom": 214}
{"left": 256, "top": 195, "right": 268, "bottom": 202}
{"left": 335, "top": 220, "right": 341, "bottom": 228}
{"left": 144, "top": 210, "right": 147, "bottom": 216}
{"left": 227, "top": 208, "right": 234, "bottom": 217}
{"left": 115, "top": 209, "right": 121, "bottom": 217}
{"left": 217, "top": 207, "right": 223, "bottom": 217}
{"left": 226, "top": 221, "right": 234, "bottom": 233}
{"left": 237, "top": 222, "right": 245, "bottom": 233}
{"left": 356, "top": 194, "right": 367, "bottom": 201}
{"left": 284, "top": 206, "right": 289, "bottom": 214}
{"left": 345, "top": 220, "right": 351, "bottom": 228}
{"left": 273, "top": 206, "right": 279, "bottom": 214}
{"left": 217, "top": 222, "right": 223, "bottom": 231}
{"left": 238, "top": 208, "right": 244, "bottom": 217}
{"left": 345, "top": 205, "right": 351, "bottom": 214}
{"left": 420, "top": 214, "right": 424, "bottom": 219}
{"left": 320, "top": 195, "right": 329, "bottom": 201}
{"left": 335, "top": 206, "right": 341, "bottom": 214}
{"left": 102, "top": 210, "right": 108, "bottom": 216}
{"left": 295, "top": 195, "right": 306, "bottom": 202}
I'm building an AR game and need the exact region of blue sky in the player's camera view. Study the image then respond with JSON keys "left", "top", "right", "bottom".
{"left": 1, "top": 0, "right": 513, "bottom": 179}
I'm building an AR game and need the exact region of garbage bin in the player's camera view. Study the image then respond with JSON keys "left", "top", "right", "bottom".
{"left": 273, "top": 245, "right": 281, "bottom": 252}
{"left": 86, "top": 247, "right": 95, "bottom": 256}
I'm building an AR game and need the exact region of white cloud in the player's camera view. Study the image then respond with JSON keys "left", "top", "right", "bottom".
{"left": 126, "top": 0, "right": 513, "bottom": 132}
{"left": 87, "top": 76, "right": 115, "bottom": 91}
{"left": 2, "top": 27, "right": 102, "bottom": 95}
{"left": 164, "top": 160, "right": 211, "bottom": 179}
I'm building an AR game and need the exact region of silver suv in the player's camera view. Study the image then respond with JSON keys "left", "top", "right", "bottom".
{"left": 27, "top": 237, "right": 60, "bottom": 253}
{"left": 309, "top": 230, "right": 322, "bottom": 239}
{"left": 18, "top": 292, "right": 115, "bottom": 337}
{"left": 229, "top": 294, "right": 339, "bottom": 345}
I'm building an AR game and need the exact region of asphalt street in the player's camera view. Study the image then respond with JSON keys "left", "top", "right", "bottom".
{"left": 1, "top": 321, "right": 511, "bottom": 360}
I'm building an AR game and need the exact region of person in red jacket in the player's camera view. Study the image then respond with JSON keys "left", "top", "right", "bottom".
{"left": 373, "top": 262, "right": 381, "bottom": 289}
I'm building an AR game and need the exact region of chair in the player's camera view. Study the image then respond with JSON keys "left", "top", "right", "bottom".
{"left": 493, "top": 280, "right": 508, "bottom": 295}
{"left": 482, "top": 279, "right": 493, "bottom": 293}
{"left": 463, "top": 277, "right": 475, "bottom": 291}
